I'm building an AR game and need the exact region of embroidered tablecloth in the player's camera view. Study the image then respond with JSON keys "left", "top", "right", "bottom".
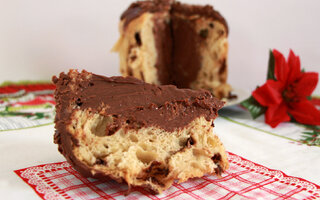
{"left": 0, "top": 82, "right": 55, "bottom": 131}
{"left": 14, "top": 153, "right": 320, "bottom": 200}
{"left": 1, "top": 82, "right": 320, "bottom": 199}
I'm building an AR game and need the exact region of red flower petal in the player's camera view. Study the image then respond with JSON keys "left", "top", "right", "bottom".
{"left": 273, "top": 49, "right": 289, "bottom": 83}
{"left": 288, "top": 100, "right": 320, "bottom": 125}
{"left": 265, "top": 102, "right": 291, "bottom": 128}
{"left": 294, "top": 72, "right": 319, "bottom": 98}
{"left": 311, "top": 97, "right": 320, "bottom": 106}
{"left": 252, "top": 80, "right": 284, "bottom": 106}
{"left": 287, "top": 50, "right": 301, "bottom": 84}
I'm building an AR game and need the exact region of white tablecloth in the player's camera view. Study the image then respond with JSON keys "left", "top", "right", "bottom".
{"left": 1, "top": 105, "right": 319, "bottom": 199}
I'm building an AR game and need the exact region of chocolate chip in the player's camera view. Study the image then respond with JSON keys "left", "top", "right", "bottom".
{"left": 211, "top": 153, "right": 221, "bottom": 163}
{"left": 75, "top": 98, "right": 82, "bottom": 106}
{"left": 211, "top": 121, "right": 215, "bottom": 127}
{"left": 199, "top": 29, "right": 209, "bottom": 38}
{"left": 218, "top": 30, "right": 224, "bottom": 36}
{"left": 144, "top": 161, "right": 169, "bottom": 177}
{"left": 186, "top": 137, "right": 195, "bottom": 147}
{"left": 209, "top": 23, "right": 214, "bottom": 28}
{"left": 135, "top": 32, "right": 142, "bottom": 46}
{"left": 214, "top": 164, "right": 223, "bottom": 176}
{"left": 137, "top": 162, "right": 169, "bottom": 188}
{"left": 130, "top": 55, "right": 137, "bottom": 62}
{"left": 95, "top": 158, "right": 106, "bottom": 165}
{"left": 151, "top": 177, "right": 165, "bottom": 187}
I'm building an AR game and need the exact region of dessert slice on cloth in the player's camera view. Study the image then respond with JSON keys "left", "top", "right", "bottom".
{"left": 53, "top": 70, "right": 228, "bottom": 194}
{"left": 113, "top": 0, "right": 231, "bottom": 99}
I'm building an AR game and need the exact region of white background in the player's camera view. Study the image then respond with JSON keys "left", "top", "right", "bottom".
{"left": 0, "top": 0, "right": 319, "bottom": 93}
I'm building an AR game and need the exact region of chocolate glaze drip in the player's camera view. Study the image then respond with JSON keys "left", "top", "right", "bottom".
{"left": 120, "top": 0, "right": 228, "bottom": 89}
{"left": 53, "top": 70, "right": 223, "bottom": 133}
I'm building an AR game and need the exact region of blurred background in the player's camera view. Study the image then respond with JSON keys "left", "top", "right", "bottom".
{"left": 0, "top": 0, "right": 319, "bottom": 93}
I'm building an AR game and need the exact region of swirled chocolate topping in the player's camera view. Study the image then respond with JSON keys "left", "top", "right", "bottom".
{"left": 121, "top": 0, "right": 228, "bottom": 33}
{"left": 120, "top": 0, "right": 172, "bottom": 29}
{"left": 53, "top": 70, "right": 224, "bottom": 133}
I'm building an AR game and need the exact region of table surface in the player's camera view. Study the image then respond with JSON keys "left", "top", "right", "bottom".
{"left": 0, "top": 83, "right": 319, "bottom": 199}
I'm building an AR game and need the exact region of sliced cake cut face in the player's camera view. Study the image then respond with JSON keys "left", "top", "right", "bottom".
{"left": 113, "top": 0, "right": 172, "bottom": 85}
{"left": 53, "top": 69, "right": 228, "bottom": 194}
{"left": 113, "top": 0, "right": 232, "bottom": 99}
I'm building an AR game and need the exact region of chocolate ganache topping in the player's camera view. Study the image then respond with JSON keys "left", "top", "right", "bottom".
{"left": 121, "top": 0, "right": 228, "bottom": 33}
{"left": 120, "top": 0, "right": 172, "bottom": 29}
{"left": 53, "top": 70, "right": 224, "bottom": 133}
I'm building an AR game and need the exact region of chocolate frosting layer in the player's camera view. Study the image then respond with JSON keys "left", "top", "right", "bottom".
{"left": 120, "top": 0, "right": 172, "bottom": 29}
{"left": 53, "top": 70, "right": 223, "bottom": 133}
{"left": 171, "top": 2, "right": 229, "bottom": 34}
{"left": 121, "top": 0, "right": 228, "bottom": 33}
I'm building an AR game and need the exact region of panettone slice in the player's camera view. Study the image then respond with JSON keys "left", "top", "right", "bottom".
{"left": 53, "top": 69, "right": 228, "bottom": 194}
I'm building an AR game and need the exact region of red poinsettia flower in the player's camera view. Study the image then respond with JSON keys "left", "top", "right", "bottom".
{"left": 252, "top": 49, "right": 320, "bottom": 128}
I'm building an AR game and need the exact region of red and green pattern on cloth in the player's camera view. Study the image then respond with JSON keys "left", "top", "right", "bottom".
{"left": 14, "top": 152, "right": 320, "bottom": 200}
{"left": 0, "top": 81, "right": 56, "bottom": 131}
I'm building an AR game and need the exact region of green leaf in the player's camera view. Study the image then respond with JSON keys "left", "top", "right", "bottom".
{"left": 307, "top": 96, "right": 312, "bottom": 100}
{"left": 300, "top": 130, "right": 320, "bottom": 146}
{"left": 300, "top": 123, "right": 320, "bottom": 131}
{"left": 267, "top": 50, "right": 276, "bottom": 80}
{"left": 241, "top": 96, "right": 267, "bottom": 119}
